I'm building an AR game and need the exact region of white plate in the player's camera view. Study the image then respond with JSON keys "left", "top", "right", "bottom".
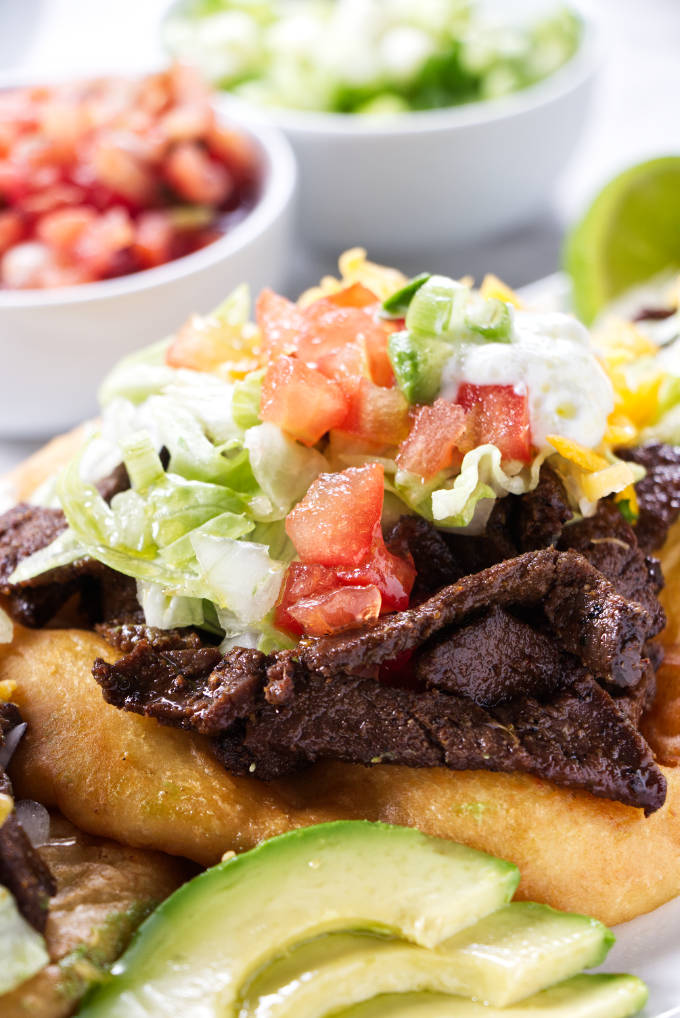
{"left": 518, "top": 271, "right": 680, "bottom": 1017}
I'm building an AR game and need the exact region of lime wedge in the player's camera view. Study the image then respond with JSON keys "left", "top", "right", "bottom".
{"left": 564, "top": 156, "right": 680, "bottom": 323}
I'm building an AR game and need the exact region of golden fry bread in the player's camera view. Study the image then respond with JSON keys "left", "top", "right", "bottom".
{"left": 4, "top": 624, "right": 680, "bottom": 927}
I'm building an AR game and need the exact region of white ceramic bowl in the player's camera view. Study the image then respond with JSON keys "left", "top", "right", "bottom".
{"left": 223, "top": 16, "right": 598, "bottom": 259}
{"left": 0, "top": 114, "right": 296, "bottom": 439}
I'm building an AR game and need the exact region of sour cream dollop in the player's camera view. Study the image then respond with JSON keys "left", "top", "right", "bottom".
{"left": 439, "top": 310, "right": 614, "bottom": 450}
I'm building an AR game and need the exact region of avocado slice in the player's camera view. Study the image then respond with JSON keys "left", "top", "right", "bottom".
{"left": 77, "top": 822, "right": 519, "bottom": 1018}
{"left": 0, "top": 885, "right": 49, "bottom": 995}
{"left": 330, "top": 975, "right": 648, "bottom": 1018}
{"left": 240, "top": 902, "right": 614, "bottom": 1016}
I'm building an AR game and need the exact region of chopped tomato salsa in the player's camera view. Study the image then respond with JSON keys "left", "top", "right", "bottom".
{"left": 0, "top": 65, "right": 261, "bottom": 289}
{"left": 261, "top": 356, "right": 348, "bottom": 446}
{"left": 457, "top": 383, "right": 532, "bottom": 463}
{"left": 280, "top": 465, "right": 415, "bottom": 637}
{"left": 397, "top": 399, "right": 467, "bottom": 478}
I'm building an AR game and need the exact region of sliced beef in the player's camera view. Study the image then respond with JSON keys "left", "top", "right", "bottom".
{"left": 558, "top": 499, "right": 664, "bottom": 627}
{"left": 211, "top": 664, "right": 665, "bottom": 814}
{"left": 386, "top": 515, "right": 464, "bottom": 601}
{"left": 92, "top": 608, "right": 667, "bottom": 814}
{"left": 414, "top": 606, "right": 567, "bottom": 705}
{"left": 95, "top": 621, "right": 206, "bottom": 655}
{"left": 509, "top": 465, "right": 574, "bottom": 551}
{"left": 0, "top": 704, "right": 55, "bottom": 931}
{"left": 299, "top": 548, "right": 656, "bottom": 688}
{"left": 618, "top": 443, "right": 680, "bottom": 551}
{"left": 0, "top": 503, "right": 138, "bottom": 628}
{"left": 95, "top": 461, "right": 130, "bottom": 503}
{"left": 93, "top": 642, "right": 263, "bottom": 733}
{"left": 0, "top": 504, "right": 67, "bottom": 585}
{"left": 442, "top": 466, "right": 573, "bottom": 575}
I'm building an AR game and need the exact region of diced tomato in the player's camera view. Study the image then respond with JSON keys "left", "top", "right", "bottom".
{"left": 261, "top": 356, "right": 348, "bottom": 447}
{"left": 343, "top": 378, "right": 409, "bottom": 446}
{"left": 286, "top": 463, "right": 384, "bottom": 566}
{"left": 457, "top": 383, "right": 532, "bottom": 463}
{"left": 90, "top": 139, "right": 159, "bottom": 208}
{"left": 73, "top": 207, "right": 135, "bottom": 278}
{"left": 133, "top": 210, "right": 174, "bottom": 268}
{"left": 397, "top": 399, "right": 467, "bottom": 479}
{"left": 315, "top": 342, "right": 369, "bottom": 398}
{"left": 337, "top": 525, "right": 415, "bottom": 612}
{"left": 325, "top": 282, "right": 378, "bottom": 309}
{"left": 36, "top": 206, "right": 96, "bottom": 253}
{"left": 274, "top": 562, "right": 340, "bottom": 636}
{"left": 166, "top": 313, "right": 249, "bottom": 372}
{"left": 160, "top": 102, "right": 213, "bottom": 144}
{"left": 256, "top": 289, "right": 305, "bottom": 362}
{"left": 164, "top": 141, "right": 233, "bottom": 206}
{"left": 287, "top": 584, "right": 382, "bottom": 637}
{"left": 206, "top": 123, "right": 260, "bottom": 187}
{"left": 363, "top": 325, "right": 395, "bottom": 387}
{"left": 0, "top": 211, "right": 24, "bottom": 256}
{"left": 297, "top": 304, "right": 390, "bottom": 373}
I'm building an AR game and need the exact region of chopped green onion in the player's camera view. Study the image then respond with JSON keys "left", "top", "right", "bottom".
{"left": 464, "top": 294, "right": 512, "bottom": 341}
{"left": 167, "top": 205, "right": 213, "bottom": 230}
{"left": 381, "top": 273, "right": 431, "bottom": 318}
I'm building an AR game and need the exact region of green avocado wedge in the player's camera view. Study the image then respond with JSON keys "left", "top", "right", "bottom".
{"left": 76, "top": 822, "right": 519, "bottom": 1018}
{"left": 329, "top": 975, "right": 648, "bottom": 1018}
{"left": 240, "top": 903, "right": 614, "bottom": 1017}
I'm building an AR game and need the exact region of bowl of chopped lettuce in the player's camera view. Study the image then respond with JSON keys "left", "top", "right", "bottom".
{"left": 163, "top": 0, "right": 599, "bottom": 255}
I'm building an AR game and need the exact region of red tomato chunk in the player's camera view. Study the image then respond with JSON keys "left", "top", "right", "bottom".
{"left": 287, "top": 584, "right": 382, "bottom": 637}
{"left": 397, "top": 399, "right": 467, "bottom": 478}
{"left": 261, "top": 356, "right": 348, "bottom": 447}
{"left": 279, "top": 465, "right": 416, "bottom": 637}
{"left": 285, "top": 463, "right": 385, "bottom": 566}
{"left": 336, "top": 525, "right": 415, "bottom": 612}
{"left": 457, "top": 383, "right": 532, "bottom": 463}
{"left": 0, "top": 66, "right": 261, "bottom": 289}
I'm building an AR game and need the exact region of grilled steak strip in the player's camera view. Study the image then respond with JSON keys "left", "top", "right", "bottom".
{"left": 92, "top": 599, "right": 667, "bottom": 814}
{"left": 618, "top": 443, "right": 680, "bottom": 551}
{"left": 0, "top": 704, "right": 55, "bottom": 931}
{"left": 93, "top": 643, "right": 262, "bottom": 733}
{"left": 298, "top": 548, "right": 655, "bottom": 687}
{"left": 212, "top": 667, "right": 665, "bottom": 815}
{"left": 0, "top": 503, "right": 139, "bottom": 628}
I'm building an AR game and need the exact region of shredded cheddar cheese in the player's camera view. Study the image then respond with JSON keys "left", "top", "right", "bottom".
{"left": 545, "top": 435, "right": 609, "bottom": 473}
{"left": 0, "top": 680, "right": 17, "bottom": 702}
{"left": 479, "top": 273, "right": 524, "bottom": 309}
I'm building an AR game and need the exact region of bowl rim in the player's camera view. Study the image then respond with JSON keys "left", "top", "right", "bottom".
{"left": 0, "top": 105, "right": 296, "bottom": 308}
{"left": 211, "top": 11, "right": 600, "bottom": 138}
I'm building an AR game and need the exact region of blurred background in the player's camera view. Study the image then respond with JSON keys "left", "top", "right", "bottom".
{"left": 2, "top": 0, "right": 678, "bottom": 287}
{"left": 1, "top": 0, "right": 679, "bottom": 288}
{"left": 0, "top": 0, "right": 679, "bottom": 469}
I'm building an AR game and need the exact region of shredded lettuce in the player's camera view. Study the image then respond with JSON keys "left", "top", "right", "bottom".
{"left": 232, "top": 369, "right": 265, "bottom": 430}
{"left": 244, "top": 423, "right": 328, "bottom": 520}
{"left": 9, "top": 529, "right": 85, "bottom": 585}
{"left": 136, "top": 581, "right": 205, "bottom": 630}
{"left": 429, "top": 445, "right": 548, "bottom": 527}
{"left": 191, "top": 534, "right": 284, "bottom": 623}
